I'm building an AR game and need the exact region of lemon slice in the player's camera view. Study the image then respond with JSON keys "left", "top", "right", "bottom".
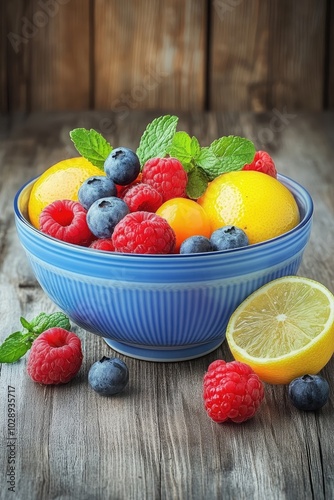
{"left": 226, "top": 276, "right": 334, "bottom": 384}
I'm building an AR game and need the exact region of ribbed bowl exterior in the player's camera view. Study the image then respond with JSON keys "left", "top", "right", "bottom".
{"left": 14, "top": 174, "right": 313, "bottom": 359}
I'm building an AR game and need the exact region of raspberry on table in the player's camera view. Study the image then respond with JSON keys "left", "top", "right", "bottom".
{"left": 141, "top": 157, "right": 188, "bottom": 201}
{"left": 39, "top": 199, "right": 94, "bottom": 246}
{"left": 112, "top": 211, "right": 176, "bottom": 254}
{"left": 123, "top": 183, "right": 163, "bottom": 212}
{"left": 89, "top": 238, "right": 115, "bottom": 251}
{"left": 243, "top": 151, "right": 277, "bottom": 178}
{"left": 203, "top": 359, "right": 265, "bottom": 423}
{"left": 27, "top": 328, "right": 83, "bottom": 385}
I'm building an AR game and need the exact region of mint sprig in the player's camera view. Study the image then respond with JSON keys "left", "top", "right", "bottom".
{"left": 197, "top": 136, "right": 256, "bottom": 181}
{"left": 167, "top": 131, "right": 201, "bottom": 172}
{"left": 70, "top": 128, "right": 113, "bottom": 170}
{"left": 166, "top": 130, "right": 255, "bottom": 197}
{"left": 136, "top": 115, "right": 178, "bottom": 166}
{"left": 68, "top": 116, "right": 256, "bottom": 199}
{"left": 0, "top": 312, "right": 71, "bottom": 363}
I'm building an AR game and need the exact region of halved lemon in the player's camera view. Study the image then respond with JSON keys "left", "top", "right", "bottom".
{"left": 226, "top": 276, "right": 334, "bottom": 384}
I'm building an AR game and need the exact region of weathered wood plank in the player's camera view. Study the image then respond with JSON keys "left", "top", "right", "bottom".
{"left": 328, "top": 0, "right": 334, "bottom": 109}
{"left": 1, "top": 111, "right": 334, "bottom": 499}
{"left": 210, "top": 0, "right": 327, "bottom": 111}
{"left": 94, "top": 0, "right": 207, "bottom": 112}
{"left": 0, "top": 1, "right": 8, "bottom": 113}
{"left": 29, "top": 0, "right": 91, "bottom": 111}
{"left": 4, "top": 0, "right": 32, "bottom": 112}
{"left": 4, "top": 0, "right": 91, "bottom": 112}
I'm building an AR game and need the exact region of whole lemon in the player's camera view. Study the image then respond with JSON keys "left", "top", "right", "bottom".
{"left": 28, "top": 157, "right": 104, "bottom": 229}
{"left": 198, "top": 171, "right": 300, "bottom": 244}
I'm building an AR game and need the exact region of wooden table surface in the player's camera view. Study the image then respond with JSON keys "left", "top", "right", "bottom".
{"left": 1, "top": 110, "right": 334, "bottom": 500}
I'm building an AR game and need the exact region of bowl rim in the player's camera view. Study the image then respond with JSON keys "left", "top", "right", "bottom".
{"left": 14, "top": 173, "right": 314, "bottom": 260}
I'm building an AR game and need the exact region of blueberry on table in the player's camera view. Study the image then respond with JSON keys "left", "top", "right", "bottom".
{"left": 87, "top": 196, "right": 129, "bottom": 238}
{"left": 88, "top": 356, "right": 129, "bottom": 396}
{"left": 180, "top": 235, "right": 214, "bottom": 254}
{"left": 78, "top": 175, "right": 117, "bottom": 210}
{"left": 288, "top": 374, "right": 329, "bottom": 411}
{"left": 210, "top": 225, "right": 249, "bottom": 251}
{"left": 104, "top": 147, "right": 140, "bottom": 185}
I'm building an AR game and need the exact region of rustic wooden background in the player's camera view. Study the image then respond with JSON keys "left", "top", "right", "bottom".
{"left": 0, "top": 0, "right": 333, "bottom": 114}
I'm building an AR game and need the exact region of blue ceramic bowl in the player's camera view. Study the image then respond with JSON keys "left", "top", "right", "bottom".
{"left": 14, "top": 174, "right": 313, "bottom": 361}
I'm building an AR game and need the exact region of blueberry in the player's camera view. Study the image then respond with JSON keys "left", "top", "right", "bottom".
{"left": 87, "top": 196, "right": 129, "bottom": 238}
{"left": 210, "top": 225, "right": 249, "bottom": 251}
{"left": 78, "top": 176, "right": 117, "bottom": 210}
{"left": 104, "top": 147, "right": 140, "bottom": 186}
{"left": 288, "top": 374, "right": 329, "bottom": 411}
{"left": 180, "top": 235, "right": 214, "bottom": 254}
{"left": 88, "top": 356, "right": 129, "bottom": 396}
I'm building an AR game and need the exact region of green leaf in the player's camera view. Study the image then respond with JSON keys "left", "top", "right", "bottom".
{"left": 70, "top": 128, "right": 113, "bottom": 170}
{"left": 0, "top": 332, "right": 32, "bottom": 363}
{"left": 29, "top": 312, "right": 71, "bottom": 334}
{"left": 136, "top": 115, "right": 178, "bottom": 167}
{"left": 20, "top": 316, "right": 31, "bottom": 330}
{"left": 186, "top": 167, "right": 209, "bottom": 199}
{"left": 167, "top": 131, "right": 198, "bottom": 172}
{"left": 190, "top": 136, "right": 201, "bottom": 159}
{"left": 0, "top": 312, "right": 71, "bottom": 363}
{"left": 197, "top": 136, "right": 256, "bottom": 181}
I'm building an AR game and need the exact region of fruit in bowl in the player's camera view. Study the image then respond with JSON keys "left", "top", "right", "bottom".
{"left": 13, "top": 116, "right": 313, "bottom": 362}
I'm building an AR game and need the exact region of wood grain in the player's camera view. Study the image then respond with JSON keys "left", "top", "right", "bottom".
{"left": 1, "top": 111, "right": 334, "bottom": 499}
{"left": 0, "top": 1, "right": 8, "bottom": 113}
{"left": 93, "top": 0, "right": 207, "bottom": 112}
{"left": 4, "top": 0, "right": 91, "bottom": 112}
{"left": 328, "top": 0, "right": 334, "bottom": 108}
{"left": 209, "top": 0, "right": 327, "bottom": 111}
{"left": 29, "top": 0, "right": 91, "bottom": 111}
{"left": 1, "top": 0, "right": 334, "bottom": 113}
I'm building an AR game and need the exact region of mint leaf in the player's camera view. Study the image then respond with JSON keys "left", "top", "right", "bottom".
{"left": 29, "top": 312, "right": 71, "bottom": 334}
{"left": 0, "top": 312, "right": 71, "bottom": 363}
{"left": 0, "top": 332, "right": 33, "bottom": 363}
{"left": 186, "top": 167, "right": 209, "bottom": 199}
{"left": 136, "top": 115, "right": 178, "bottom": 166}
{"left": 197, "top": 136, "right": 256, "bottom": 181}
{"left": 167, "top": 131, "right": 200, "bottom": 172}
{"left": 20, "top": 317, "right": 31, "bottom": 330}
{"left": 70, "top": 128, "right": 113, "bottom": 170}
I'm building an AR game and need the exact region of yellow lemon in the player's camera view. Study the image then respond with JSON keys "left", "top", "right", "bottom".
{"left": 156, "top": 198, "right": 212, "bottom": 252}
{"left": 226, "top": 276, "right": 334, "bottom": 384}
{"left": 198, "top": 171, "right": 300, "bottom": 244}
{"left": 28, "top": 157, "right": 103, "bottom": 228}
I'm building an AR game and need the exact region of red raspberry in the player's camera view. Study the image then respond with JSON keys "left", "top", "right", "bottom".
{"left": 203, "top": 360, "right": 264, "bottom": 424}
{"left": 89, "top": 238, "right": 115, "bottom": 251}
{"left": 116, "top": 173, "right": 142, "bottom": 198}
{"left": 123, "top": 183, "right": 163, "bottom": 212}
{"left": 27, "top": 328, "right": 83, "bottom": 385}
{"left": 40, "top": 199, "right": 94, "bottom": 246}
{"left": 142, "top": 157, "right": 188, "bottom": 201}
{"left": 243, "top": 151, "right": 277, "bottom": 178}
{"left": 112, "top": 211, "right": 176, "bottom": 254}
